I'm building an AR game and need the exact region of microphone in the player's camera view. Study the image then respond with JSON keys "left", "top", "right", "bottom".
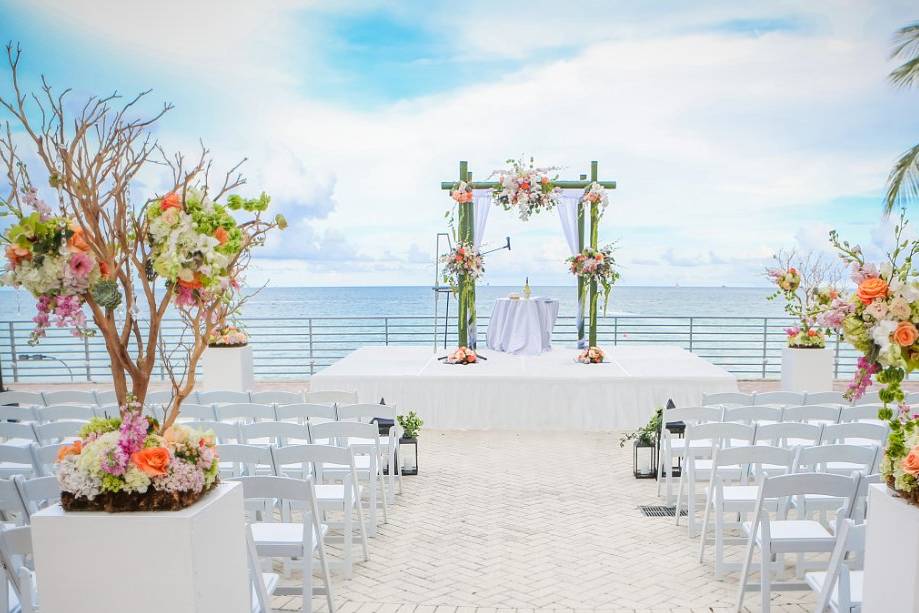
{"left": 505, "top": 236, "right": 511, "bottom": 251}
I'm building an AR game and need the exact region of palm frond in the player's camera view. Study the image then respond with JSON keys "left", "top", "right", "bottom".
{"left": 890, "top": 22, "right": 919, "bottom": 88}
{"left": 885, "top": 144, "right": 919, "bottom": 214}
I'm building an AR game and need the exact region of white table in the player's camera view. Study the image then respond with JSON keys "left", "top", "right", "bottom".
{"left": 486, "top": 297, "right": 559, "bottom": 355}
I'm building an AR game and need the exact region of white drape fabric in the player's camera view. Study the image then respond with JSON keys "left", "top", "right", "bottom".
{"left": 472, "top": 189, "right": 491, "bottom": 250}
{"left": 557, "top": 189, "right": 581, "bottom": 256}
{"left": 486, "top": 298, "right": 559, "bottom": 355}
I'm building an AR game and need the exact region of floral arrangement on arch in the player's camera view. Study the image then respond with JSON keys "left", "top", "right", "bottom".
{"left": 580, "top": 182, "right": 608, "bottom": 217}
{"left": 576, "top": 346, "right": 605, "bottom": 364}
{"left": 56, "top": 400, "right": 219, "bottom": 512}
{"left": 567, "top": 244, "right": 620, "bottom": 312}
{"left": 441, "top": 241, "right": 484, "bottom": 290}
{"left": 207, "top": 323, "right": 249, "bottom": 347}
{"left": 766, "top": 250, "right": 845, "bottom": 349}
{"left": 446, "top": 346, "right": 477, "bottom": 365}
{"left": 490, "top": 157, "right": 560, "bottom": 221}
{"left": 450, "top": 180, "right": 474, "bottom": 204}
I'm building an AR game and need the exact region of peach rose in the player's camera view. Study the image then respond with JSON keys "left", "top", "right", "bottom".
{"left": 98, "top": 259, "right": 111, "bottom": 279}
{"left": 213, "top": 227, "right": 229, "bottom": 245}
{"left": 903, "top": 446, "right": 919, "bottom": 476}
{"left": 163, "top": 426, "right": 188, "bottom": 446}
{"left": 857, "top": 277, "right": 888, "bottom": 304}
{"left": 68, "top": 224, "right": 90, "bottom": 253}
{"left": 131, "top": 447, "right": 171, "bottom": 477}
{"left": 467, "top": 352, "right": 477, "bottom": 363}
{"left": 56, "top": 440, "right": 82, "bottom": 461}
{"left": 5, "top": 244, "right": 30, "bottom": 266}
{"left": 893, "top": 321, "right": 919, "bottom": 347}
{"left": 160, "top": 192, "right": 182, "bottom": 212}
{"left": 178, "top": 273, "right": 203, "bottom": 290}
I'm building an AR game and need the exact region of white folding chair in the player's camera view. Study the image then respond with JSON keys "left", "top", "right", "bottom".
{"left": 270, "top": 444, "right": 369, "bottom": 578}
{"left": 35, "top": 404, "right": 94, "bottom": 423}
{"left": 804, "top": 391, "right": 845, "bottom": 406}
{"left": 0, "top": 479, "right": 26, "bottom": 527}
{"left": 216, "top": 444, "right": 276, "bottom": 478}
{"left": 701, "top": 392, "right": 753, "bottom": 407}
{"left": 0, "top": 446, "right": 35, "bottom": 479}
{"left": 698, "top": 445, "right": 796, "bottom": 577}
{"left": 839, "top": 404, "right": 886, "bottom": 426}
{"left": 41, "top": 390, "right": 95, "bottom": 406}
{"left": 198, "top": 390, "right": 251, "bottom": 405}
{"left": 754, "top": 390, "right": 805, "bottom": 408}
{"left": 145, "top": 390, "right": 174, "bottom": 406}
{"left": 675, "top": 421, "right": 755, "bottom": 537}
{"left": 0, "top": 405, "right": 36, "bottom": 423}
{"left": 821, "top": 422, "right": 888, "bottom": 449}
{"left": 180, "top": 421, "right": 241, "bottom": 444}
{"left": 174, "top": 403, "right": 217, "bottom": 422}
{"left": 308, "top": 421, "right": 389, "bottom": 533}
{"left": 233, "top": 476, "right": 335, "bottom": 613}
{"left": 0, "top": 423, "right": 36, "bottom": 447}
{"left": 906, "top": 391, "right": 919, "bottom": 407}
{"left": 240, "top": 422, "right": 309, "bottom": 447}
{"left": 657, "top": 406, "right": 724, "bottom": 505}
{"left": 250, "top": 391, "right": 303, "bottom": 406}
{"left": 722, "top": 405, "right": 782, "bottom": 425}
{"left": 215, "top": 403, "right": 276, "bottom": 424}
{"left": 336, "top": 403, "right": 401, "bottom": 498}
{"left": 93, "top": 389, "right": 118, "bottom": 406}
{"left": 0, "top": 525, "right": 37, "bottom": 613}
{"left": 852, "top": 391, "right": 881, "bottom": 405}
{"left": 754, "top": 422, "right": 823, "bottom": 449}
{"left": 276, "top": 404, "right": 337, "bottom": 424}
{"left": 29, "top": 444, "right": 62, "bottom": 478}
{"left": 792, "top": 446, "right": 878, "bottom": 525}
{"left": 246, "top": 522, "right": 280, "bottom": 613}
{"left": 806, "top": 518, "right": 865, "bottom": 613}
{"left": 32, "top": 421, "right": 82, "bottom": 445}
{"left": 304, "top": 391, "right": 357, "bottom": 407}
{"left": 783, "top": 404, "right": 841, "bottom": 425}
{"left": 0, "top": 391, "right": 42, "bottom": 409}
{"left": 14, "top": 475, "right": 60, "bottom": 521}
{"left": 734, "top": 472, "right": 860, "bottom": 613}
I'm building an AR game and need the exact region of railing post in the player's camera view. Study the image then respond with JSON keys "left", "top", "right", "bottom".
{"left": 834, "top": 333, "right": 841, "bottom": 379}
{"left": 308, "top": 318, "right": 314, "bottom": 376}
{"left": 688, "top": 317, "right": 694, "bottom": 352}
{"left": 613, "top": 318, "right": 619, "bottom": 346}
{"left": 83, "top": 335, "right": 92, "bottom": 381}
{"left": 8, "top": 322, "right": 18, "bottom": 383}
{"left": 385, "top": 317, "right": 389, "bottom": 346}
{"left": 762, "top": 317, "right": 769, "bottom": 378}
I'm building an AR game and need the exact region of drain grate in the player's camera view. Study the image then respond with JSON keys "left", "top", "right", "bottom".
{"left": 639, "top": 505, "right": 686, "bottom": 518}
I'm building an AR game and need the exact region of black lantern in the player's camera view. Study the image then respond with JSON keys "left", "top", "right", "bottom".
{"left": 633, "top": 437, "right": 657, "bottom": 479}
{"left": 399, "top": 436, "right": 418, "bottom": 476}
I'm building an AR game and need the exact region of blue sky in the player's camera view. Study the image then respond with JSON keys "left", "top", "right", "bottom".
{"left": 1, "top": 0, "right": 917, "bottom": 287}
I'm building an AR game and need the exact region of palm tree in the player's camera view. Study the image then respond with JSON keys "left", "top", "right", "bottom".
{"left": 886, "top": 23, "right": 919, "bottom": 213}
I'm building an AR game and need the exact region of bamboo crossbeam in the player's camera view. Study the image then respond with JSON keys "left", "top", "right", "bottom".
{"left": 440, "top": 180, "right": 616, "bottom": 190}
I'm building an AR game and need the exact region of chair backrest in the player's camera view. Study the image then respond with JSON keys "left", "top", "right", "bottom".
{"left": 144, "top": 390, "right": 174, "bottom": 406}
{"left": 906, "top": 391, "right": 919, "bottom": 407}
{"left": 712, "top": 445, "right": 796, "bottom": 478}
{"left": 93, "top": 389, "right": 117, "bottom": 406}
{"left": 239, "top": 421, "right": 309, "bottom": 447}
{"left": 41, "top": 390, "right": 96, "bottom": 406}
{"left": 759, "top": 472, "right": 860, "bottom": 511}
{"left": 851, "top": 473, "right": 882, "bottom": 523}
{"left": 275, "top": 403, "right": 337, "bottom": 422}
{"left": 198, "top": 390, "right": 250, "bottom": 405}
{"left": 754, "top": 422, "right": 822, "bottom": 447}
{"left": 0, "top": 422, "right": 36, "bottom": 444}
{"left": 684, "top": 421, "right": 755, "bottom": 449}
{"left": 0, "top": 391, "right": 43, "bottom": 407}
{"left": 14, "top": 475, "right": 61, "bottom": 519}
{"left": 303, "top": 390, "right": 358, "bottom": 406}
{"left": 216, "top": 444, "right": 275, "bottom": 477}
{"left": 0, "top": 444, "right": 36, "bottom": 472}
{"left": 308, "top": 420, "right": 380, "bottom": 446}
{"left": 249, "top": 390, "right": 303, "bottom": 405}
{"left": 822, "top": 422, "right": 889, "bottom": 446}
{"left": 0, "top": 524, "right": 36, "bottom": 612}
{"left": 0, "top": 478, "right": 26, "bottom": 526}
{"left": 796, "top": 444, "right": 878, "bottom": 474}
{"left": 840, "top": 404, "right": 885, "bottom": 423}
{"left": 816, "top": 518, "right": 867, "bottom": 613}
{"left": 701, "top": 391, "right": 753, "bottom": 407}
{"left": 754, "top": 391, "right": 805, "bottom": 407}
{"left": 804, "top": 391, "right": 845, "bottom": 406}
{"left": 33, "top": 420, "right": 83, "bottom": 445}
{"left": 179, "top": 421, "right": 241, "bottom": 444}
{"left": 659, "top": 406, "right": 723, "bottom": 438}
{"left": 29, "top": 443, "right": 62, "bottom": 476}
{"left": 0, "top": 404, "right": 36, "bottom": 422}
{"left": 336, "top": 402, "right": 395, "bottom": 422}
{"left": 782, "top": 404, "right": 841, "bottom": 424}
{"left": 853, "top": 391, "right": 881, "bottom": 405}
{"left": 214, "top": 403, "right": 276, "bottom": 423}
{"left": 36, "top": 404, "right": 95, "bottom": 423}
{"left": 270, "top": 444, "right": 354, "bottom": 480}
{"left": 722, "top": 405, "right": 782, "bottom": 424}
{"left": 174, "top": 403, "right": 217, "bottom": 421}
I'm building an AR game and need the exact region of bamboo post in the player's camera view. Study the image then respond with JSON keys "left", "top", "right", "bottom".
{"left": 577, "top": 173, "right": 586, "bottom": 348}
{"left": 456, "top": 161, "right": 474, "bottom": 348}
{"left": 588, "top": 161, "right": 599, "bottom": 347}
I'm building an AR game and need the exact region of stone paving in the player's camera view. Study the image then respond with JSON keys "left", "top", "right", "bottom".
{"left": 276, "top": 430, "right": 818, "bottom": 613}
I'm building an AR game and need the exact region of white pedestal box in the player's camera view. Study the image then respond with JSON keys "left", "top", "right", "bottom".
{"left": 780, "top": 347, "right": 833, "bottom": 393}
{"left": 32, "top": 482, "right": 249, "bottom": 613}
{"left": 201, "top": 345, "right": 254, "bottom": 392}
{"left": 863, "top": 484, "right": 919, "bottom": 612}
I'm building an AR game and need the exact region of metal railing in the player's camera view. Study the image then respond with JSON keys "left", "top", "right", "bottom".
{"left": 0, "top": 315, "right": 875, "bottom": 383}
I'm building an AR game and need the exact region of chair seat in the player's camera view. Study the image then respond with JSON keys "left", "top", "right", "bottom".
{"left": 743, "top": 519, "right": 836, "bottom": 553}
{"left": 314, "top": 483, "right": 363, "bottom": 505}
{"left": 709, "top": 486, "right": 779, "bottom": 511}
{"left": 252, "top": 572, "right": 280, "bottom": 613}
{"left": 250, "top": 521, "right": 328, "bottom": 557}
{"left": 805, "top": 570, "right": 863, "bottom": 610}
{"left": 826, "top": 461, "right": 870, "bottom": 474}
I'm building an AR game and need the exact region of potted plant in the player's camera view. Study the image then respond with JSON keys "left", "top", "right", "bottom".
{"left": 620, "top": 407, "right": 662, "bottom": 478}
{"left": 766, "top": 250, "right": 844, "bottom": 391}
{"left": 396, "top": 411, "right": 423, "bottom": 475}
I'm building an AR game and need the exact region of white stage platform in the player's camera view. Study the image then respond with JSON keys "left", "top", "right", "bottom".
{"left": 310, "top": 346, "right": 737, "bottom": 430}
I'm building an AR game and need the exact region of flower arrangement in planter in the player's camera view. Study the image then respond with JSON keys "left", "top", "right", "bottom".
{"left": 881, "top": 409, "right": 919, "bottom": 507}
{"left": 0, "top": 44, "right": 285, "bottom": 442}
{"left": 576, "top": 346, "right": 605, "bottom": 364}
{"left": 766, "top": 250, "right": 844, "bottom": 349}
{"left": 207, "top": 323, "right": 249, "bottom": 348}
{"left": 56, "top": 400, "right": 219, "bottom": 512}
{"left": 446, "top": 346, "right": 478, "bottom": 365}
{"left": 490, "top": 157, "right": 561, "bottom": 221}
{"left": 397, "top": 411, "right": 423, "bottom": 439}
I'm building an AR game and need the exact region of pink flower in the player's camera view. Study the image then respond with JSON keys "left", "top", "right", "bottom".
{"left": 175, "top": 285, "right": 196, "bottom": 307}
{"left": 68, "top": 251, "right": 94, "bottom": 279}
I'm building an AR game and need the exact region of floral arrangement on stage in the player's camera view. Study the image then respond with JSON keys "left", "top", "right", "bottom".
{"left": 766, "top": 251, "right": 843, "bottom": 349}
{"left": 446, "top": 346, "right": 477, "bottom": 365}
{"left": 567, "top": 244, "right": 620, "bottom": 312}
{"left": 56, "top": 400, "right": 220, "bottom": 512}
{"left": 580, "top": 182, "right": 609, "bottom": 217}
{"left": 207, "top": 323, "right": 249, "bottom": 347}
{"left": 442, "top": 241, "right": 484, "bottom": 287}
{"left": 450, "top": 180, "right": 474, "bottom": 204}
{"left": 576, "top": 346, "right": 605, "bottom": 364}
{"left": 490, "top": 157, "right": 560, "bottom": 221}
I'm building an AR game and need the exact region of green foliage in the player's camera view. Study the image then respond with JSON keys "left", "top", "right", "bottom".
{"left": 101, "top": 472, "right": 125, "bottom": 493}
{"left": 619, "top": 406, "right": 662, "bottom": 447}
{"left": 226, "top": 192, "right": 271, "bottom": 212}
{"left": 885, "top": 23, "right": 919, "bottom": 211}
{"left": 397, "top": 411, "right": 424, "bottom": 439}
{"left": 79, "top": 417, "right": 121, "bottom": 439}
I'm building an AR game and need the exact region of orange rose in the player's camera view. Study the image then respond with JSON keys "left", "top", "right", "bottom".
{"left": 893, "top": 321, "right": 919, "bottom": 347}
{"left": 178, "top": 273, "right": 203, "bottom": 290}
{"left": 467, "top": 352, "right": 477, "bottom": 363}
{"left": 56, "top": 440, "right": 82, "bottom": 461}
{"left": 68, "top": 225, "right": 90, "bottom": 253}
{"left": 903, "top": 445, "right": 919, "bottom": 476}
{"left": 98, "top": 259, "right": 111, "bottom": 278}
{"left": 857, "top": 277, "right": 888, "bottom": 304}
{"left": 160, "top": 192, "right": 182, "bottom": 212}
{"left": 213, "top": 227, "right": 229, "bottom": 245}
{"left": 131, "top": 447, "right": 171, "bottom": 477}
{"left": 5, "top": 244, "right": 30, "bottom": 266}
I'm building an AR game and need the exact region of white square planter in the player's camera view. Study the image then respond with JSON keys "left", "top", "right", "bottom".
{"left": 780, "top": 346, "right": 833, "bottom": 392}
{"left": 32, "top": 482, "right": 250, "bottom": 613}
{"left": 201, "top": 345, "right": 254, "bottom": 392}
{"left": 863, "top": 484, "right": 919, "bottom": 611}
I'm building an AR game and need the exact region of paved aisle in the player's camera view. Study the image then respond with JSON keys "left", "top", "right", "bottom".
{"left": 279, "top": 431, "right": 815, "bottom": 613}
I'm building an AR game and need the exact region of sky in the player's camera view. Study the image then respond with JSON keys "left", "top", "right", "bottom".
{"left": 0, "top": 0, "right": 917, "bottom": 288}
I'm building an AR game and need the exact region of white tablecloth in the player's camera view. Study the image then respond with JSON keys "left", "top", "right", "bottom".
{"left": 486, "top": 297, "right": 559, "bottom": 355}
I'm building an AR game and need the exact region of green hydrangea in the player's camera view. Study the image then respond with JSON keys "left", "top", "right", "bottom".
{"left": 79, "top": 417, "right": 121, "bottom": 439}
